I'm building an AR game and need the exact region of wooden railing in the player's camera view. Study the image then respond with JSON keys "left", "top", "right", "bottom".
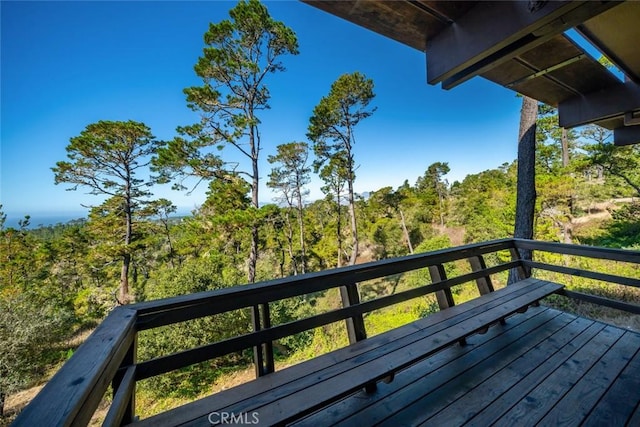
{"left": 13, "top": 239, "right": 640, "bottom": 426}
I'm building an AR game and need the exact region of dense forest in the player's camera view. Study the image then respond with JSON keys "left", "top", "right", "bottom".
{"left": 2, "top": 0, "right": 639, "bottom": 422}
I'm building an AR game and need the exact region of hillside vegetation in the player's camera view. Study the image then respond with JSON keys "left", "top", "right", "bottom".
{"left": 2, "top": 0, "right": 640, "bottom": 423}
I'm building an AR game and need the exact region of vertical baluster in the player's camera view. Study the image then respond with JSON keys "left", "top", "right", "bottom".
{"left": 429, "top": 264, "right": 466, "bottom": 345}
{"left": 252, "top": 303, "right": 275, "bottom": 377}
{"left": 469, "top": 255, "right": 495, "bottom": 295}
{"left": 510, "top": 245, "right": 537, "bottom": 310}
{"left": 429, "top": 264, "right": 455, "bottom": 309}
{"left": 509, "top": 246, "right": 530, "bottom": 282}
{"left": 340, "top": 283, "right": 374, "bottom": 391}
{"left": 339, "top": 283, "right": 367, "bottom": 344}
{"left": 469, "top": 255, "right": 505, "bottom": 326}
{"left": 251, "top": 305, "right": 265, "bottom": 378}
{"left": 261, "top": 303, "right": 275, "bottom": 375}
{"left": 111, "top": 334, "right": 136, "bottom": 425}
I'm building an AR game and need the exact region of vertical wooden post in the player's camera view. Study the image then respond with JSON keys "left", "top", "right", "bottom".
{"left": 112, "top": 334, "right": 136, "bottom": 425}
{"left": 469, "top": 255, "right": 495, "bottom": 295}
{"left": 509, "top": 247, "right": 530, "bottom": 282}
{"left": 252, "top": 303, "right": 275, "bottom": 377}
{"left": 339, "top": 283, "right": 374, "bottom": 392}
{"left": 510, "top": 246, "right": 537, "bottom": 310}
{"left": 339, "top": 284, "right": 367, "bottom": 344}
{"left": 469, "top": 255, "right": 505, "bottom": 326}
{"left": 429, "top": 264, "right": 466, "bottom": 345}
{"left": 251, "top": 305, "right": 265, "bottom": 378}
{"left": 261, "top": 303, "right": 275, "bottom": 375}
{"left": 428, "top": 264, "right": 455, "bottom": 310}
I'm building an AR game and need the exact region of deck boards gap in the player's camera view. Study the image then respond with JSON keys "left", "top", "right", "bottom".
{"left": 372, "top": 310, "right": 588, "bottom": 426}
{"left": 292, "top": 306, "right": 558, "bottom": 426}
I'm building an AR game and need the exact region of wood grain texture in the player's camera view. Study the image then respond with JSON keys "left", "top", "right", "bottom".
{"left": 13, "top": 307, "right": 136, "bottom": 427}
{"left": 135, "top": 279, "right": 561, "bottom": 426}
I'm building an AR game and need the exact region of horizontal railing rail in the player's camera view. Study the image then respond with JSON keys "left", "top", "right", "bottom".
{"left": 514, "top": 239, "right": 640, "bottom": 314}
{"left": 13, "top": 238, "right": 640, "bottom": 426}
{"left": 134, "top": 238, "right": 515, "bottom": 330}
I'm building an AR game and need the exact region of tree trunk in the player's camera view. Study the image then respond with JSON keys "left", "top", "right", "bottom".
{"left": 347, "top": 176, "right": 359, "bottom": 266}
{"left": 285, "top": 213, "right": 297, "bottom": 275}
{"left": 509, "top": 96, "right": 538, "bottom": 284}
{"left": 561, "top": 127, "right": 570, "bottom": 167}
{"left": 120, "top": 192, "right": 133, "bottom": 304}
{"left": 248, "top": 125, "right": 260, "bottom": 284}
{"left": 295, "top": 186, "right": 307, "bottom": 275}
{"left": 399, "top": 209, "right": 414, "bottom": 254}
{"left": 336, "top": 200, "right": 343, "bottom": 268}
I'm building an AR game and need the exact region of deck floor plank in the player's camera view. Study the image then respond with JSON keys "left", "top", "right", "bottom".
{"left": 538, "top": 331, "right": 640, "bottom": 427}
{"left": 134, "top": 304, "right": 640, "bottom": 427}
{"left": 175, "top": 280, "right": 560, "bottom": 426}
{"left": 460, "top": 320, "right": 606, "bottom": 427}
{"left": 491, "top": 324, "right": 626, "bottom": 427}
{"left": 582, "top": 342, "right": 640, "bottom": 427}
{"left": 374, "top": 314, "right": 597, "bottom": 427}
{"left": 296, "top": 308, "right": 640, "bottom": 427}
{"left": 138, "top": 279, "right": 550, "bottom": 427}
{"left": 342, "top": 310, "right": 579, "bottom": 427}
{"left": 416, "top": 317, "right": 600, "bottom": 427}
{"left": 291, "top": 306, "right": 558, "bottom": 427}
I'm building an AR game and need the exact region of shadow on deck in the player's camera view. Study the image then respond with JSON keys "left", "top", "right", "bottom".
{"left": 12, "top": 239, "right": 640, "bottom": 426}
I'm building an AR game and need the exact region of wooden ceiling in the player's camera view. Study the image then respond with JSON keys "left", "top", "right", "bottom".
{"left": 303, "top": 1, "right": 640, "bottom": 145}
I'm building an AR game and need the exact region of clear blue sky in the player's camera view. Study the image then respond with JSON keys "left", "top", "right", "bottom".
{"left": 1, "top": 1, "right": 523, "bottom": 226}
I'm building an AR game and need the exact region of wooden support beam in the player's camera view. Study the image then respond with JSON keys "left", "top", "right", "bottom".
{"left": 339, "top": 284, "right": 367, "bottom": 344}
{"left": 614, "top": 126, "right": 640, "bottom": 147}
{"left": 426, "top": 1, "right": 621, "bottom": 89}
{"left": 509, "top": 247, "right": 530, "bottom": 282}
{"left": 110, "top": 336, "right": 137, "bottom": 425}
{"left": 261, "top": 303, "right": 275, "bottom": 375}
{"left": 505, "top": 54, "right": 587, "bottom": 88}
{"left": 468, "top": 256, "right": 495, "bottom": 295}
{"left": 428, "top": 263, "right": 465, "bottom": 345}
{"left": 429, "top": 264, "right": 454, "bottom": 310}
{"left": 558, "top": 81, "right": 640, "bottom": 129}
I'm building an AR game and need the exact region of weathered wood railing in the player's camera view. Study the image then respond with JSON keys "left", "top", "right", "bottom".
{"left": 515, "top": 239, "right": 640, "bottom": 314}
{"left": 13, "top": 239, "right": 640, "bottom": 426}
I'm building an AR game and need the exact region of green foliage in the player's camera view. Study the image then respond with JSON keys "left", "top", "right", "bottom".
{"left": 583, "top": 138, "right": 640, "bottom": 198}
{"left": 309, "top": 71, "right": 376, "bottom": 265}
{"left": 0, "top": 293, "right": 73, "bottom": 400}
{"left": 138, "top": 256, "right": 251, "bottom": 397}
{"left": 308, "top": 71, "right": 375, "bottom": 186}
{"left": 52, "top": 120, "right": 161, "bottom": 303}
{"left": 52, "top": 120, "right": 159, "bottom": 200}
{"left": 267, "top": 142, "right": 311, "bottom": 274}
{"left": 450, "top": 164, "right": 516, "bottom": 242}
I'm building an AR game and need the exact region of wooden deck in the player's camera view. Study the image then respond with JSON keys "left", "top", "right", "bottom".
{"left": 292, "top": 306, "right": 640, "bottom": 427}
{"left": 13, "top": 239, "right": 640, "bottom": 426}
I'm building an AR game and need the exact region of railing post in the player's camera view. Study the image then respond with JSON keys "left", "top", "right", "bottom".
{"left": 111, "top": 334, "right": 136, "bottom": 425}
{"left": 252, "top": 303, "right": 275, "bottom": 378}
{"left": 339, "top": 283, "right": 374, "bottom": 392}
{"left": 509, "top": 244, "right": 531, "bottom": 282}
{"left": 429, "top": 264, "right": 455, "bottom": 310}
{"left": 429, "top": 264, "right": 466, "bottom": 344}
{"left": 469, "top": 255, "right": 506, "bottom": 326}
{"left": 261, "top": 303, "right": 275, "bottom": 375}
{"left": 340, "top": 283, "right": 367, "bottom": 344}
{"left": 468, "top": 255, "right": 495, "bottom": 295}
{"left": 251, "top": 305, "right": 265, "bottom": 378}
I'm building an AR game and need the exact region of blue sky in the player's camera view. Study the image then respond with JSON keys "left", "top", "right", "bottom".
{"left": 1, "top": 1, "right": 523, "bottom": 226}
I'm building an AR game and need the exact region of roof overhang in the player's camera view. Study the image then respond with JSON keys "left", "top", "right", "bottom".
{"left": 303, "top": 0, "right": 640, "bottom": 145}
